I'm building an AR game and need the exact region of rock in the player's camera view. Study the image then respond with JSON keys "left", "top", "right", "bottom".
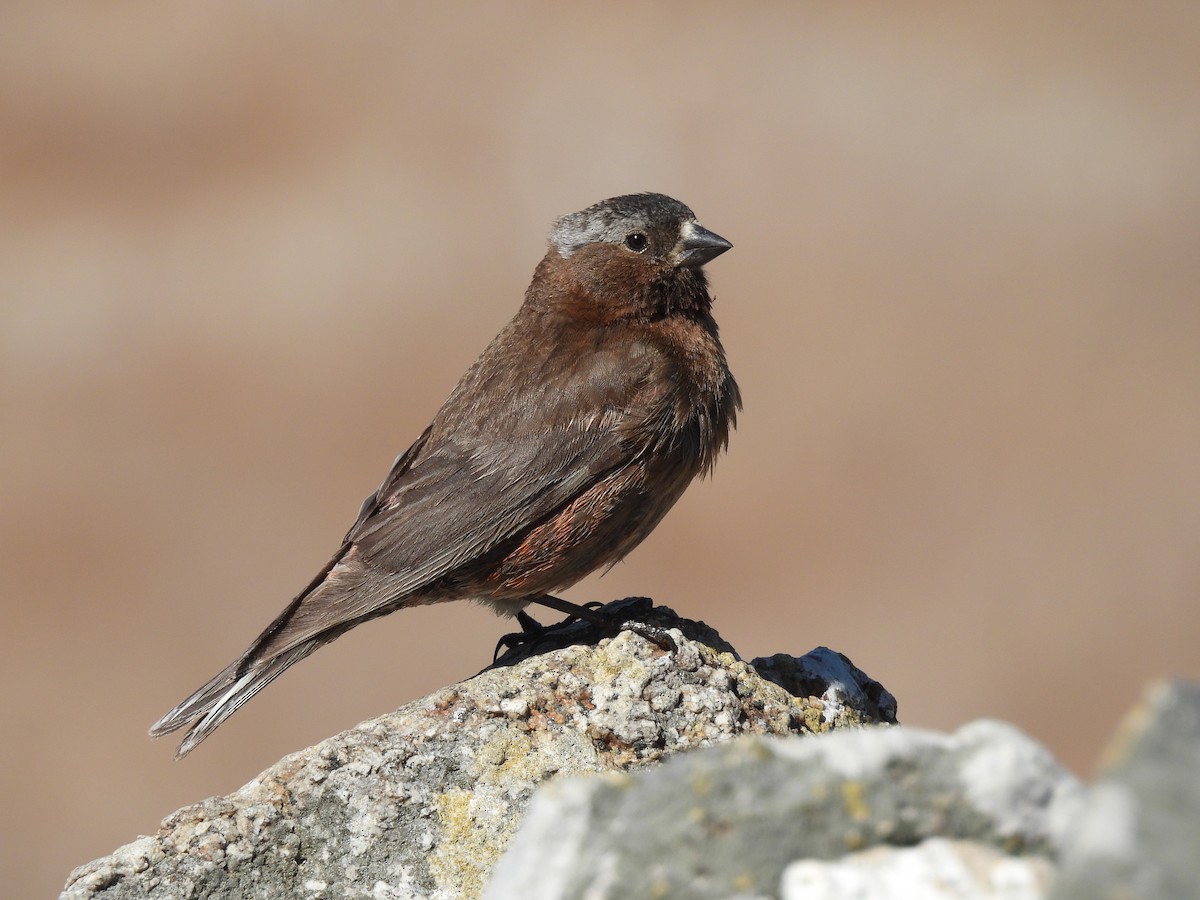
{"left": 482, "top": 721, "right": 1084, "bottom": 900}
{"left": 61, "top": 598, "right": 895, "bottom": 900}
{"left": 1051, "top": 680, "right": 1200, "bottom": 900}
{"left": 781, "top": 838, "right": 1056, "bottom": 900}
{"left": 751, "top": 647, "right": 897, "bottom": 726}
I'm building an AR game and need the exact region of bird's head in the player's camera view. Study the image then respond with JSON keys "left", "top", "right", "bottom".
{"left": 537, "top": 193, "right": 732, "bottom": 321}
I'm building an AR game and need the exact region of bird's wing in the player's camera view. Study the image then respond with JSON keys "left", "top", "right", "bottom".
{"left": 213, "top": 319, "right": 677, "bottom": 674}
{"left": 351, "top": 424, "right": 635, "bottom": 580}
{"left": 150, "top": 416, "right": 646, "bottom": 756}
{"left": 242, "top": 411, "right": 649, "bottom": 667}
{"left": 346, "top": 337, "right": 668, "bottom": 592}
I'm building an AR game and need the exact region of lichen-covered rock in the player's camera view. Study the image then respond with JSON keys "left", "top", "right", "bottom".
{"left": 483, "top": 721, "right": 1083, "bottom": 900}
{"left": 62, "top": 599, "right": 895, "bottom": 900}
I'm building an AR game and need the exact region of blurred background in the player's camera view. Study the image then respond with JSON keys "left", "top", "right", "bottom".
{"left": 4, "top": 3, "right": 1198, "bottom": 896}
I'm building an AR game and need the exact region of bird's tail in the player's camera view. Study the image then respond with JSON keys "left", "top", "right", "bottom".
{"left": 148, "top": 639, "right": 322, "bottom": 759}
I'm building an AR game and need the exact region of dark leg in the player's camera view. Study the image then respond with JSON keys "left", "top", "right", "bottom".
{"left": 525, "top": 594, "right": 676, "bottom": 652}
{"left": 514, "top": 610, "right": 542, "bottom": 633}
{"left": 492, "top": 610, "right": 549, "bottom": 661}
{"left": 525, "top": 594, "right": 611, "bottom": 627}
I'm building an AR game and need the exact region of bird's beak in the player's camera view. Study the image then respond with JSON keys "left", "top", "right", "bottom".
{"left": 673, "top": 221, "right": 733, "bottom": 268}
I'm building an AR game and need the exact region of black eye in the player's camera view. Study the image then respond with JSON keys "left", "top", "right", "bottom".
{"left": 624, "top": 232, "right": 648, "bottom": 253}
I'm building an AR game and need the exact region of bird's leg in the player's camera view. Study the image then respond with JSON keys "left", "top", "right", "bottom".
{"left": 492, "top": 610, "right": 549, "bottom": 661}
{"left": 524, "top": 594, "right": 609, "bottom": 627}
{"left": 493, "top": 601, "right": 620, "bottom": 660}
{"left": 526, "top": 594, "right": 676, "bottom": 652}
{"left": 514, "top": 609, "right": 543, "bottom": 634}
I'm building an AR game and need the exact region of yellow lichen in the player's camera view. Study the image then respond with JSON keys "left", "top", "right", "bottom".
{"left": 429, "top": 788, "right": 511, "bottom": 900}
{"left": 841, "top": 780, "right": 871, "bottom": 823}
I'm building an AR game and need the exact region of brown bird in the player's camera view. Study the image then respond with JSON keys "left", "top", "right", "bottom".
{"left": 150, "top": 193, "right": 740, "bottom": 757}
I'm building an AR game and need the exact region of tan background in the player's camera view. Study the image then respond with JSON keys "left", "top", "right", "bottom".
{"left": 4, "top": 4, "right": 1199, "bottom": 896}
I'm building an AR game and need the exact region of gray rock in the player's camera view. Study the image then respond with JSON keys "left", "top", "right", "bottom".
{"left": 62, "top": 599, "right": 894, "bottom": 900}
{"left": 1051, "top": 680, "right": 1200, "bottom": 900}
{"left": 781, "top": 838, "right": 1055, "bottom": 900}
{"left": 483, "top": 721, "right": 1083, "bottom": 900}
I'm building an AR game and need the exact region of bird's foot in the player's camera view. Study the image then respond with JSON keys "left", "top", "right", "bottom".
{"left": 493, "top": 610, "right": 548, "bottom": 662}
{"left": 492, "top": 603, "right": 613, "bottom": 661}
{"left": 491, "top": 597, "right": 675, "bottom": 667}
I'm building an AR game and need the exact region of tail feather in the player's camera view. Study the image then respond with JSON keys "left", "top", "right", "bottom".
{"left": 149, "top": 539, "right": 413, "bottom": 757}
{"left": 149, "top": 639, "right": 323, "bottom": 759}
{"left": 148, "top": 658, "right": 240, "bottom": 736}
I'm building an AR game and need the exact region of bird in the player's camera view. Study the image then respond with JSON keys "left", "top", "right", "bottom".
{"left": 150, "top": 192, "right": 740, "bottom": 758}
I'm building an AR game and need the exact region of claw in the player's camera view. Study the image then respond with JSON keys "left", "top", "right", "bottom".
{"left": 492, "top": 611, "right": 547, "bottom": 661}
{"left": 619, "top": 620, "right": 676, "bottom": 653}
{"left": 490, "top": 598, "right": 673, "bottom": 666}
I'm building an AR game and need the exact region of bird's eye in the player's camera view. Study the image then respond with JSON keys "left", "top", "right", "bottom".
{"left": 624, "top": 232, "right": 648, "bottom": 253}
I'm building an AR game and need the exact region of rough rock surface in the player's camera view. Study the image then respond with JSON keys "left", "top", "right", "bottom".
{"left": 483, "top": 721, "right": 1084, "bottom": 900}
{"left": 484, "top": 677, "right": 1200, "bottom": 900}
{"left": 1050, "top": 680, "right": 1200, "bottom": 900}
{"left": 62, "top": 598, "right": 896, "bottom": 900}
